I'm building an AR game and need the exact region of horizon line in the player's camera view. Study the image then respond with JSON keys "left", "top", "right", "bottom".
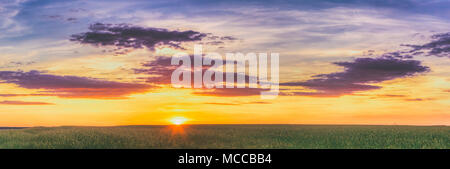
{"left": 1, "top": 123, "right": 448, "bottom": 128}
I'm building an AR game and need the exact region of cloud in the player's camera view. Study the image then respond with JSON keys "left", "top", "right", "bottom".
{"left": 384, "top": 32, "right": 450, "bottom": 59}
{"left": 45, "top": 15, "right": 78, "bottom": 23}
{"left": 66, "top": 17, "right": 77, "bottom": 22}
{"left": 381, "top": 51, "right": 414, "bottom": 59}
{"left": 0, "top": 100, "right": 53, "bottom": 105}
{"left": 402, "top": 32, "right": 450, "bottom": 57}
{"left": 280, "top": 31, "right": 450, "bottom": 97}
{"left": 135, "top": 56, "right": 253, "bottom": 85}
{"left": 0, "top": 70, "right": 152, "bottom": 99}
{"left": 70, "top": 23, "right": 207, "bottom": 53}
{"left": 0, "top": 0, "right": 29, "bottom": 38}
{"left": 281, "top": 57, "right": 429, "bottom": 96}
{"left": 193, "top": 88, "right": 270, "bottom": 97}
{"left": 134, "top": 56, "right": 266, "bottom": 97}
{"left": 0, "top": 94, "right": 53, "bottom": 97}
{"left": 134, "top": 56, "right": 180, "bottom": 85}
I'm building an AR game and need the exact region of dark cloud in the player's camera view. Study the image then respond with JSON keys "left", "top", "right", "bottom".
{"left": 220, "top": 36, "right": 238, "bottom": 41}
{"left": 281, "top": 57, "right": 429, "bottom": 96}
{"left": 134, "top": 56, "right": 179, "bottom": 85}
{"left": 202, "top": 35, "right": 238, "bottom": 48}
{"left": 205, "top": 41, "right": 225, "bottom": 46}
{"left": 70, "top": 23, "right": 207, "bottom": 53}
{"left": 408, "top": 32, "right": 450, "bottom": 57}
{"left": 66, "top": 17, "right": 77, "bottom": 22}
{"left": 382, "top": 51, "right": 414, "bottom": 59}
{"left": 0, "top": 70, "right": 152, "bottom": 99}
{"left": 393, "top": 32, "right": 450, "bottom": 58}
{"left": 135, "top": 56, "right": 211, "bottom": 85}
{"left": 135, "top": 56, "right": 254, "bottom": 85}
{"left": 281, "top": 32, "right": 450, "bottom": 97}
{"left": 47, "top": 15, "right": 62, "bottom": 19}
{"left": 206, "top": 35, "right": 238, "bottom": 41}
{"left": 134, "top": 56, "right": 266, "bottom": 96}
{"left": 0, "top": 100, "right": 53, "bottom": 105}
{"left": 374, "top": 32, "right": 450, "bottom": 59}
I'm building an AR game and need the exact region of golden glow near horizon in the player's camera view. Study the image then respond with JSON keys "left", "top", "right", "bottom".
{"left": 170, "top": 117, "right": 189, "bottom": 125}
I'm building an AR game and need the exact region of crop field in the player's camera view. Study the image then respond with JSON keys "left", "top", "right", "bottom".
{"left": 0, "top": 125, "right": 448, "bottom": 149}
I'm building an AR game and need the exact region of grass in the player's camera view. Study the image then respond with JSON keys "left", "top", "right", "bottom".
{"left": 0, "top": 125, "right": 448, "bottom": 149}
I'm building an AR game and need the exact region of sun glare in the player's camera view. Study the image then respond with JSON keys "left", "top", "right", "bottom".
{"left": 170, "top": 117, "right": 188, "bottom": 125}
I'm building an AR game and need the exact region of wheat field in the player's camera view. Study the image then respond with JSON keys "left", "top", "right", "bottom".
{"left": 0, "top": 125, "right": 448, "bottom": 149}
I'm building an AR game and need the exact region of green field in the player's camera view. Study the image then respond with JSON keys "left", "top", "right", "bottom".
{"left": 0, "top": 125, "right": 448, "bottom": 149}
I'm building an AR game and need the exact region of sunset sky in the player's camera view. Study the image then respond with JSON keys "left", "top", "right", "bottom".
{"left": 0, "top": 0, "right": 449, "bottom": 126}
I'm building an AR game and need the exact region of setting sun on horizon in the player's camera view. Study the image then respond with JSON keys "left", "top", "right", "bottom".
{"left": 170, "top": 117, "right": 189, "bottom": 125}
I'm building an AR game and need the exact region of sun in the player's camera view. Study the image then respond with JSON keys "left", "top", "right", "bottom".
{"left": 169, "top": 117, "right": 188, "bottom": 125}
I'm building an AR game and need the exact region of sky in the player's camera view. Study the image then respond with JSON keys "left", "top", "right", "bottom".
{"left": 0, "top": 0, "right": 449, "bottom": 126}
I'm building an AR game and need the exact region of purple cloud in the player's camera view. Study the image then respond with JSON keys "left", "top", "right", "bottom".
{"left": 193, "top": 88, "right": 270, "bottom": 97}
{"left": 0, "top": 70, "right": 152, "bottom": 99}
{"left": 135, "top": 56, "right": 255, "bottom": 85}
{"left": 0, "top": 100, "right": 53, "bottom": 105}
{"left": 134, "top": 56, "right": 267, "bottom": 96}
{"left": 134, "top": 56, "right": 180, "bottom": 85}
{"left": 70, "top": 23, "right": 207, "bottom": 53}
{"left": 386, "top": 32, "right": 450, "bottom": 59}
{"left": 281, "top": 57, "right": 429, "bottom": 96}
{"left": 404, "top": 32, "right": 450, "bottom": 57}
